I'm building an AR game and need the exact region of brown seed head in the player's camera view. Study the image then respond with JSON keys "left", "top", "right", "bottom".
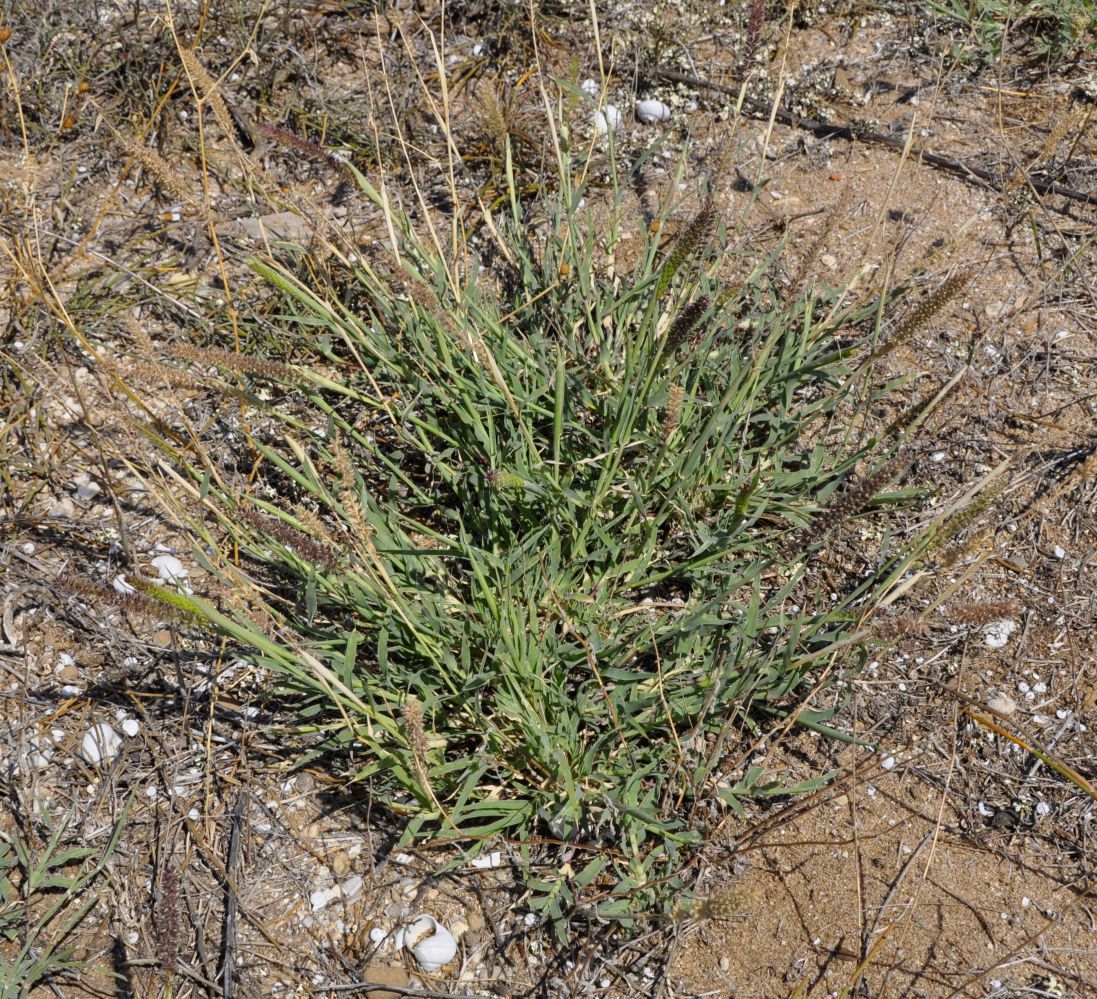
{"left": 950, "top": 600, "right": 1023, "bottom": 627}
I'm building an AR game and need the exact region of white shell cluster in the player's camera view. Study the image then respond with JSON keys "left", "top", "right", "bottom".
{"left": 635, "top": 99, "right": 671, "bottom": 124}
{"left": 580, "top": 75, "right": 672, "bottom": 135}
{"left": 309, "top": 874, "right": 365, "bottom": 912}
{"left": 404, "top": 914, "right": 458, "bottom": 972}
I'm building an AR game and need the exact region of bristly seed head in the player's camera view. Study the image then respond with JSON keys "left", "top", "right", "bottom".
{"left": 658, "top": 197, "right": 720, "bottom": 295}
{"left": 870, "top": 614, "right": 928, "bottom": 640}
{"left": 154, "top": 864, "right": 180, "bottom": 975}
{"left": 486, "top": 469, "right": 526, "bottom": 491}
{"left": 950, "top": 599, "right": 1022, "bottom": 627}
{"left": 401, "top": 697, "right": 435, "bottom": 800}
{"left": 170, "top": 343, "right": 294, "bottom": 381}
{"left": 664, "top": 295, "right": 710, "bottom": 355}
{"left": 236, "top": 505, "right": 341, "bottom": 570}
{"left": 662, "top": 383, "right": 685, "bottom": 439}
{"left": 813, "top": 452, "right": 909, "bottom": 536}
{"left": 868, "top": 271, "right": 972, "bottom": 363}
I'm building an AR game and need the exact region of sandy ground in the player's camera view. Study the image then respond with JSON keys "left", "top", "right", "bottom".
{"left": 1, "top": 1, "right": 1095, "bottom": 996}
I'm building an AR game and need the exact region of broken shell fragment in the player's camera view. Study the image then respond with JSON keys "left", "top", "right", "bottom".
{"left": 405, "top": 914, "right": 457, "bottom": 972}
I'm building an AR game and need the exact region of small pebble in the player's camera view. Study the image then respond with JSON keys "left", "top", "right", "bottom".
{"left": 330, "top": 850, "right": 351, "bottom": 876}
{"left": 49, "top": 496, "right": 76, "bottom": 518}
{"left": 342, "top": 875, "right": 364, "bottom": 901}
{"left": 75, "top": 480, "right": 101, "bottom": 500}
{"left": 121, "top": 718, "right": 141, "bottom": 737}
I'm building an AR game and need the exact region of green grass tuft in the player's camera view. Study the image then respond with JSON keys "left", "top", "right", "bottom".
{"left": 175, "top": 144, "right": 929, "bottom": 928}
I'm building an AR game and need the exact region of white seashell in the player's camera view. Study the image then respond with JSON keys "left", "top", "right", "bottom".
{"left": 405, "top": 915, "right": 457, "bottom": 972}
{"left": 470, "top": 850, "right": 503, "bottom": 869}
{"left": 26, "top": 734, "right": 54, "bottom": 769}
{"left": 983, "top": 619, "right": 1017, "bottom": 649}
{"left": 341, "top": 875, "right": 364, "bottom": 901}
{"left": 309, "top": 886, "right": 340, "bottom": 912}
{"left": 594, "top": 105, "right": 622, "bottom": 135}
{"left": 580, "top": 78, "right": 599, "bottom": 97}
{"left": 121, "top": 718, "right": 141, "bottom": 737}
{"left": 113, "top": 575, "right": 137, "bottom": 595}
{"left": 79, "top": 723, "right": 122, "bottom": 765}
{"left": 635, "top": 99, "right": 671, "bottom": 124}
{"left": 150, "top": 554, "right": 188, "bottom": 584}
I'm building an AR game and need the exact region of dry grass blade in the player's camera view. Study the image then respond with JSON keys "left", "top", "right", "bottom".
{"left": 963, "top": 710, "right": 1096, "bottom": 799}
